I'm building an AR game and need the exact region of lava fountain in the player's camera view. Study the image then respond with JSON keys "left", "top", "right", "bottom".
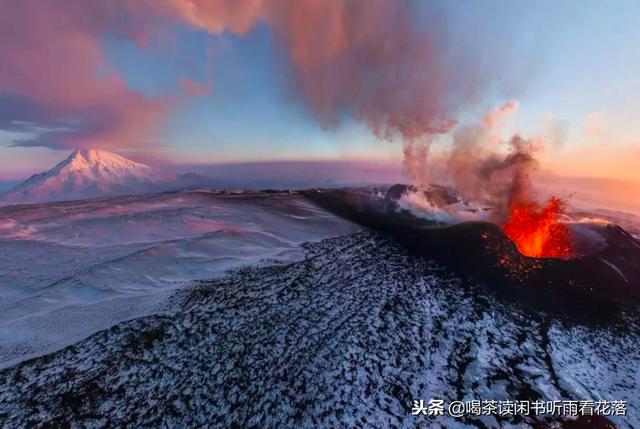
{"left": 503, "top": 196, "right": 572, "bottom": 259}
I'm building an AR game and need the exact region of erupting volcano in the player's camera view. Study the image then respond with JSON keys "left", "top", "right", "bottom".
{"left": 503, "top": 197, "right": 572, "bottom": 259}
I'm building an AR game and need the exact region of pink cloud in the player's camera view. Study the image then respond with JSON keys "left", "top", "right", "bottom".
{"left": 1, "top": 0, "right": 497, "bottom": 151}
{"left": 0, "top": 0, "right": 180, "bottom": 150}
{"left": 175, "top": 0, "right": 487, "bottom": 141}
{"left": 179, "top": 78, "right": 211, "bottom": 97}
{"left": 262, "top": 0, "right": 467, "bottom": 140}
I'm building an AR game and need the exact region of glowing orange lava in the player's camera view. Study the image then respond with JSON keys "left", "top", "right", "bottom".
{"left": 503, "top": 197, "right": 572, "bottom": 259}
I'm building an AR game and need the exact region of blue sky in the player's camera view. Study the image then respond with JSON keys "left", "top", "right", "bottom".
{"left": 1, "top": 0, "right": 639, "bottom": 181}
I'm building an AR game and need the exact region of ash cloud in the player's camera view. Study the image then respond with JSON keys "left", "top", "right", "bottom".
{"left": 472, "top": 135, "right": 539, "bottom": 217}
{"left": 448, "top": 101, "right": 538, "bottom": 215}
{"left": 410, "top": 100, "right": 551, "bottom": 221}
{"left": 1, "top": 0, "right": 497, "bottom": 151}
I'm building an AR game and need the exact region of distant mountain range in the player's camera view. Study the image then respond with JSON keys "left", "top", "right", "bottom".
{"left": 0, "top": 149, "right": 213, "bottom": 205}
{"left": 0, "top": 149, "right": 407, "bottom": 206}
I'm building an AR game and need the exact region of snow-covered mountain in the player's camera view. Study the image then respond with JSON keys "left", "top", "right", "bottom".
{"left": 0, "top": 149, "right": 162, "bottom": 204}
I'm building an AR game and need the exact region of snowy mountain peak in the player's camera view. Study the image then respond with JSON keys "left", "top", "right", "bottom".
{"left": 67, "top": 148, "right": 142, "bottom": 165}
{"left": 58, "top": 148, "right": 155, "bottom": 181}
{"left": 0, "top": 149, "right": 160, "bottom": 205}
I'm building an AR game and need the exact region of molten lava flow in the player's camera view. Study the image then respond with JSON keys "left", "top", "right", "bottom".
{"left": 503, "top": 197, "right": 572, "bottom": 259}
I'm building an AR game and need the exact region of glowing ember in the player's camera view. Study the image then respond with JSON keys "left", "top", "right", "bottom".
{"left": 503, "top": 197, "right": 572, "bottom": 259}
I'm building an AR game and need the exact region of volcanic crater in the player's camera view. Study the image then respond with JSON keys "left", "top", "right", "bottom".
{"left": 304, "top": 185, "right": 640, "bottom": 317}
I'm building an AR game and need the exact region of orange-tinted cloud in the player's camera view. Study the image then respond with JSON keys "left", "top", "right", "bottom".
{"left": 482, "top": 100, "right": 519, "bottom": 128}
{"left": 167, "top": 0, "right": 263, "bottom": 35}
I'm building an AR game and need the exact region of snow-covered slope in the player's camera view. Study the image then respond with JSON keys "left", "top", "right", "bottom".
{"left": 1, "top": 231, "right": 638, "bottom": 428}
{"left": 0, "top": 149, "right": 161, "bottom": 204}
{"left": 0, "top": 191, "right": 360, "bottom": 367}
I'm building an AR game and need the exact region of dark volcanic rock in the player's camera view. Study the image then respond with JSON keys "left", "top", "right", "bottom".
{"left": 305, "top": 188, "right": 640, "bottom": 315}
{"left": 0, "top": 232, "right": 637, "bottom": 428}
